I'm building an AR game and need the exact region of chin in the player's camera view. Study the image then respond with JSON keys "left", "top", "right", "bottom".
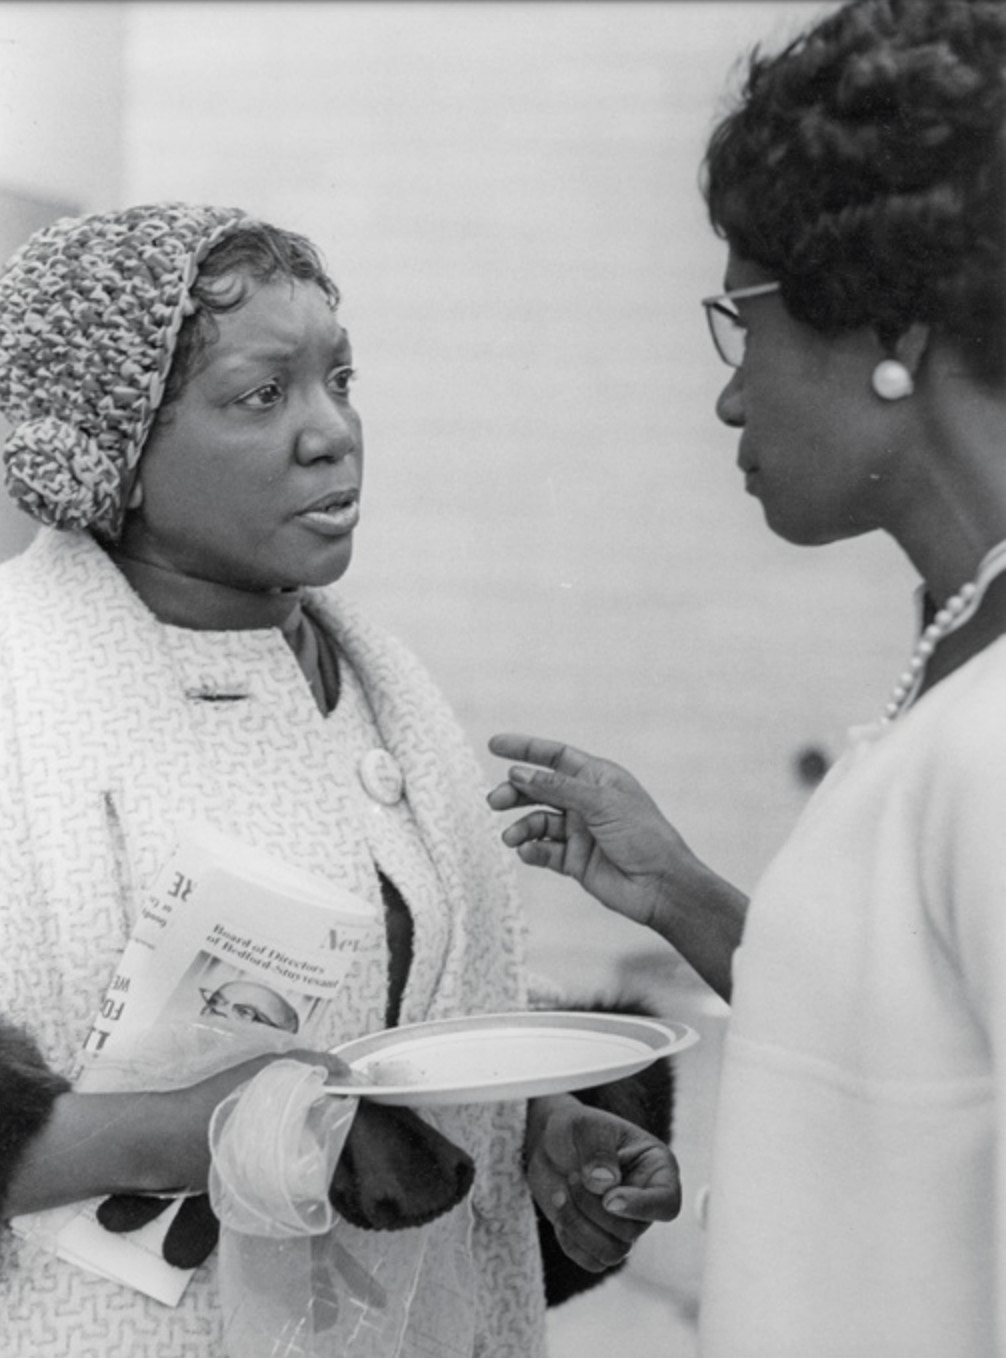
{"left": 301, "top": 543, "right": 355, "bottom": 589}
{"left": 760, "top": 505, "right": 855, "bottom": 549}
{"left": 768, "top": 523, "right": 835, "bottom": 548}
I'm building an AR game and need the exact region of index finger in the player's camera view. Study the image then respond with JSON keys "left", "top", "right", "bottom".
{"left": 488, "top": 733, "right": 593, "bottom": 776}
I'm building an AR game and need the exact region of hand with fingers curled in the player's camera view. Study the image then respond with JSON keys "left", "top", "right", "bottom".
{"left": 486, "top": 732, "right": 704, "bottom": 931}
{"left": 487, "top": 732, "right": 749, "bottom": 1000}
{"left": 524, "top": 1092, "right": 681, "bottom": 1279}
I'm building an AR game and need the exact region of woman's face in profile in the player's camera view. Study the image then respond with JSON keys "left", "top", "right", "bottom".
{"left": 125, "top": 276, "right": 364, "bottom": 592}
{"left": 714, "top": 251, "right": 903, "bottom": 549}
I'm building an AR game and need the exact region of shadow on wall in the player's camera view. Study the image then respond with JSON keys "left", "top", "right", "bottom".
{"left": 0, "top": 186, "right": 81, "bottom": 561}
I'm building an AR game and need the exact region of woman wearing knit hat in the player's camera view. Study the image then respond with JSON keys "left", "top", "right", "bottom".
{"left": 0, "top": 204, "right": 678, "bottom": 1356}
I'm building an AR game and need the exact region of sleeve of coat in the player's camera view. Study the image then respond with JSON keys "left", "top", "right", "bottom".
{"left": 0, "top": 648, "right": 72, "bottom": 1219}
{"left": 0, "top": 1015, "right": 71, "bottom": 1219}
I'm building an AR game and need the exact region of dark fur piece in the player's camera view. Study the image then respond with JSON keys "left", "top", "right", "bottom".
{"left": 0, "top": 1017, "right": 71, "bottom": 1217}
{"left": 329, "top": 1100, "right": 475, "bottom": 1230}
{"left": 535, "top": 998, "right": 676, "bottom": 1308}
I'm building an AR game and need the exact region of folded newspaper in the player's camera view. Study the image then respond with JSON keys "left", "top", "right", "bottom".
{"left": 12, "top": 824, "right": 381, "bottom": 1306}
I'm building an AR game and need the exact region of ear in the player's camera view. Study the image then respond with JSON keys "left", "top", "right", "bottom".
{"left": 891, "top": 322, "right": 931, "bottom": 377}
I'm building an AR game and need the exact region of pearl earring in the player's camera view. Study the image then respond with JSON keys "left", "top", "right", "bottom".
{"left": 871, "top": 359, "right": 914, "bottom": 401}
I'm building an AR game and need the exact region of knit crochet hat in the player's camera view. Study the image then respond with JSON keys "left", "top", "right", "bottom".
{"left": 0, "top": 202, "right": 251, "bottom": 538}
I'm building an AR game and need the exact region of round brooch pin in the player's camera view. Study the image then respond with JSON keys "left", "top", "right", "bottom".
{"left": 358, "top": 748, "right": 405, "bottom": 806}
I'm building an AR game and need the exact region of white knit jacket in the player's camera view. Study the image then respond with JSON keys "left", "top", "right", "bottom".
{"left": 0, "top": 528, "right": 547, "bottom": 1357}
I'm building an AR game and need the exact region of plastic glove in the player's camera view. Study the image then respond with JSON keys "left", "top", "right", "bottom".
{"left": 99, "top": 1095, "right": 475, "bottom": 1265}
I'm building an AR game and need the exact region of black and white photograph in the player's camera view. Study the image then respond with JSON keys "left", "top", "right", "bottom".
{"left": 0, "top": 2, "right": 1002, "bottom": 1354}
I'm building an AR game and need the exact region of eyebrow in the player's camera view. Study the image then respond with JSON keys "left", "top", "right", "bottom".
{"left": 210, "top": 333, "right": 353, "bottom": 376}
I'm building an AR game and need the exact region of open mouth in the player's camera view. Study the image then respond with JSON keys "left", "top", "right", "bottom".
{"left": 298, "top": 489, "right": 360, "bottom": 534}
{"left": 306, "top": 489, "right": 357, "bottom": 513}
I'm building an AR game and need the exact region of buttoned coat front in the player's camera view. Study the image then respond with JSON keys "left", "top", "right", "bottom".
{"left": 0, "top": 528, "right": 547, "bottom": 1357}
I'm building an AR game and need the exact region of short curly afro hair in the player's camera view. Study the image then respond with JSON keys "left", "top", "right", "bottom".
{"left": 702, "top": 0, "right": 1005, "bottom": 386}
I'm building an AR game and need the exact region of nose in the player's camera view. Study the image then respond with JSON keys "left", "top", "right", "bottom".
{"left": 294, "top": 388, "right": 359, "bottom": 464}
{"left": 715, "top": 368, "right": 745, "bottom": 428}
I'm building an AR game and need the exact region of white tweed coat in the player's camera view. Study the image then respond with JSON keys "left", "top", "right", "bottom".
{"left": 0, "top": 528, "right": 547, "bottom": 1357}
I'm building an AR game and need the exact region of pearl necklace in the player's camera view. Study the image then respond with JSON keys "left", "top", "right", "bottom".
{"left": 882, "top": 538, "right": 1006, "bottom": 722}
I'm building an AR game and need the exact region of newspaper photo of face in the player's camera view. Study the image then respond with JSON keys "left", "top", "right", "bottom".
{"left": 198, "top": 980, "right": 302, "bottom": 1034}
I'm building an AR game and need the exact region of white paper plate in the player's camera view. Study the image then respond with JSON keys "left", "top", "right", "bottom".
{"left": 326, "top": 1010, "right": 698, "bottom": 1105}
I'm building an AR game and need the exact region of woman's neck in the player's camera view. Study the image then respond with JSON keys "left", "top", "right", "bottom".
{"left": 895, "top": 353, "right": 1006, "bottom": 601}
{"left": 105, "top": 547, "right": 301, "bottom": 632}
{"left": 917, "top": 568, "right": 1006, "bottom": 699}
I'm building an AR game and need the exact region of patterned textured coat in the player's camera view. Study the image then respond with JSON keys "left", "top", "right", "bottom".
{"left": 0, "top": 528, "right": 547, "bottom": 1357}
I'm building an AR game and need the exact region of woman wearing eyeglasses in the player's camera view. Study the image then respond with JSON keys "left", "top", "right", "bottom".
{"left": 488, "top": 0, "right": 1006, "bottom": 1354}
